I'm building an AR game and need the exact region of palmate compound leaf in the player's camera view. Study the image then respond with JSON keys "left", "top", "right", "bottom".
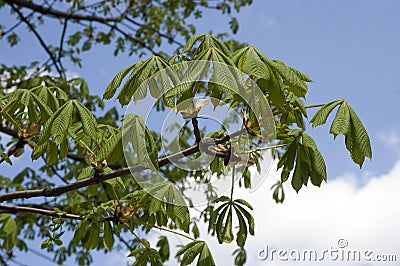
{"left": 95, "top": 130, "right": 122, "bottom": 162}
{"left": 146, "top": 182, "right": 190, "bottom": 232}
{"left": 257, "top": 70, "right": 286, "bottom": 109}
{"left": 1, "top": 88, "right": 53, "bottom": 123}
{"left": 310, "top": 100, "right": 344, "bottom": 127}
{"left": 277, "top": 132, "right": 327, "bottom": 193}
{"left": 182, "top": 34, "right": 231, "bottom": 57}
{"left": 246, "top": 47, "right": 310, "bottom": 98}
{"left": 271, "top": 60, "right": 309, "bottom": 98}
{"left": 103, "top": 63, "right": 136, "bottom": 99}
{"left": 233, "top": 46, "right": 270, "bottom": 80}
{"left": 311, "top": 100, "right": 372, "bottom": 167}
{"left": 176, "top": 241, "right": 216, "bottom": 266}
{"left": 104, "top": 56, "right": 172, "bottom": 106}
{"left": 31, "top": 101, "right": 73, "bottom": 160}
{"left": 210, "top": 197, "right": 254, "bottom": 248}
{"left": 32, "top": 100, "right": 98, "bottom": 161}
{"left": 271, "top": 181, "right": 285, "bottom": 203}
{"left": 123, "top": 114, "right": 158, "bottom": 169}
{"left": 330, "top": 101, "right": 351, "bottom": 138}
{"left": 33, "top": 85, "right": 61, "bottom": 111}
{"left": 128, "top": 246, "right": 163, "bottom": 266}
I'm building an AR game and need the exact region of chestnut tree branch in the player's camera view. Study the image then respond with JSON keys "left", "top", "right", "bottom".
{"left": 0, "top": 131, "right": 239, "bottom": 202}
{"left": 4, "top": 0, "right": 130, "bottom": 23}
{"left": 0, "top": 203, "right": 82, "bottom": 220}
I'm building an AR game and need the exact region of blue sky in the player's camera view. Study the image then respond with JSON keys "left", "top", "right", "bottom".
{"left": 1, "top": 1, "right": 400, "bottom": 265}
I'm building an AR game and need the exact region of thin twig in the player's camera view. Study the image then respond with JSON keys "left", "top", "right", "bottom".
{"left": 0, "top": 203, "right": 82, "bottom": 219}
{"left": 9, "top": 3, "right": 63, "bottom": 77}
{"left": 4, "top": 0, "right": 129, "bottom": 23}
{"left": 45, "top": 159, "right": 87, "bottom": 198}
{"left": 102, "top": 22, "right": 161, "bottom": 56}
{"left": 273, "top": 103, "right": 326, "bottom": 116}
{"left": 57, "top": 18, "right": 69, "bottom": 79}
{"left": 124, "top": 17, "right": 184, "bottom": 47}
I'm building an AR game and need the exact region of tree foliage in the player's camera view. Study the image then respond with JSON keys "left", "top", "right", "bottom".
{"left": 0, "top": 0, "right": 251, "bottom": 77}
{"left": 0, "top": 1, "right": 372, "bottom": 265}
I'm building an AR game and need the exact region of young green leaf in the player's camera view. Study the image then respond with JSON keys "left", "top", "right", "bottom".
{"left": 96, "top": 130, "right": 122, "bottom": 162}
{"left": 233, "top": 206, "right": 247, "bottom": 247}
{"left": 50, "top": 101, "right": 74, "bottom": 144}
{"left": 330, "top": 101, "right": 350, "bottom": 138}
{"left": 103, "top": 63, "right": 135, "bottom": 99}
{"left": 156, "top": 236, "right": 170, "bottom": 262}
{"left": 310, "top": 100, "right": 343, "bottom": 127}
{"left": 176, "top": 241, "right": 215, "bottom": 266}
{"left": 74, "top": 101, "right": 98, "bottom": 139}
{"left": 347, "top": 105, "right": 372, "bottom": 167}
{"left": 103, "top": 221, "right": 114, "bottom": 250}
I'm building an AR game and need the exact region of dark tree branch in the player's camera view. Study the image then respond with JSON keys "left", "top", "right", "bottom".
{"left": 9, "top": 3, "right": 64, "bottom": 77}
{"left": 0, "top": 126, "right": 18, "bottom": 138}
{"left": 4, "top": 0, "right": 163, "bottom": 56}
{"left": 0, "top": 203, "right": 82, "bottom": 220}
{"left": 45, "top": 160, "right": 88, "bottom": 198}
{"left": 0, "top": 131, "right": 241, "bottom": 202}
{"left": 1, "top": 14, "right": 28, "bottom": 37}
{"left": 0, "top": 255, "right": 8, "bottom": 266}
{"left": 191, "top": 118, "right": 202, "bottom": 143}
{"left": 4, "top": 0, "right": 130, "bottom": 23}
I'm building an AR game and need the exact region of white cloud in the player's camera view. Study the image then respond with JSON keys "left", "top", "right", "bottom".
{"left": 378, "top": 131, "right": 400, "bottom": 155}
{"left": 97, "top": 159, "right": 400, "bottom": 266}
{"left": 200, "top": 159, "right": 400, "bottom": 266}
